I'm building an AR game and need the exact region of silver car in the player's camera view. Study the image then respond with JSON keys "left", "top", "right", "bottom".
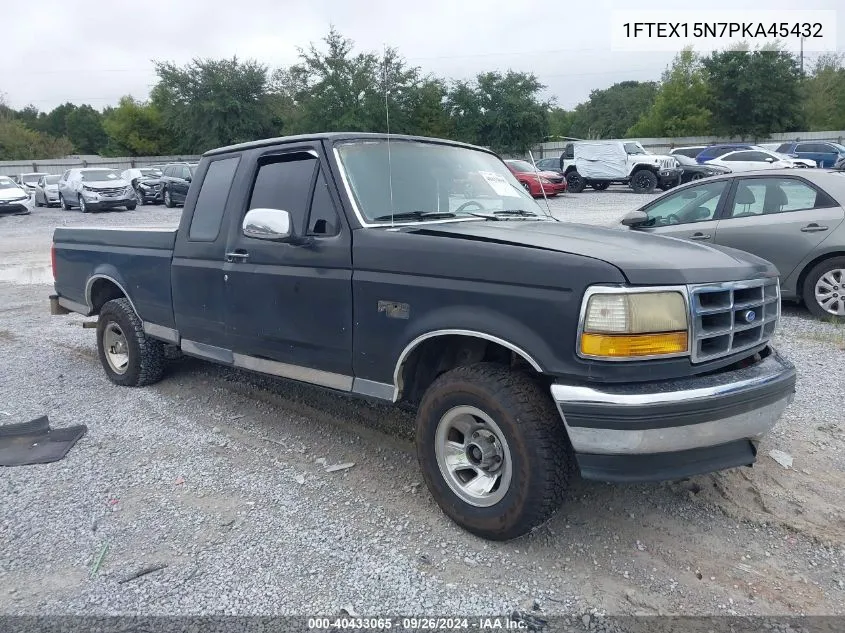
{"left": 34, "top": 174, "right": 62, "bottom": 207}
{"left": 620, "top": 169, "right": 845, "bottom": 320}
{"left": 57, "top": 168, "right": 136, "bottom": 213}
{"left": 15, "top": 172, "right": 49, "bottom": 196}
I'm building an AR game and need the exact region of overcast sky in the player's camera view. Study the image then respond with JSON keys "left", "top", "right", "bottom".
{"left": 3, "top": 0, "right": 842, "bottom": 113}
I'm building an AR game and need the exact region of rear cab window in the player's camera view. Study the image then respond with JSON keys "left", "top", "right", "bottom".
{"left": 188, "top": 157, "right": 241, "bottom": 241}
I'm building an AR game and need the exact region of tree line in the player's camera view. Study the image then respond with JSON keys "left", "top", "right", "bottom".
{"left": 1, "top": 29, "right": 844, "bottom": 162}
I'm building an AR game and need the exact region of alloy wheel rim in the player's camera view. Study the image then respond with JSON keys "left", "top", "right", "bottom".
{"left": 815, "top": 268, "right": 845, "bottom": 316}
{"left": 434, "top": 405, "right": 512, "bottom": 507}
{"left": 103, "top": 322, "right": 130, "bottom": 374}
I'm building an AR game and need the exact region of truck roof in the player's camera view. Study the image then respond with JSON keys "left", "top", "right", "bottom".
{"left": 203, "top": 132, "right": 493, "bottom": 157}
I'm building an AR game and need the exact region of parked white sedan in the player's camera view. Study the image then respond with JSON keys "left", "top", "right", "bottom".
{"left": 706, "top": 149, "right": 810, "bottom": 172}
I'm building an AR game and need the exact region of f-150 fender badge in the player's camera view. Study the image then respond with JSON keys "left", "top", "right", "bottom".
{"left": 378, "top": 300, "right": 410, "bottom": 320}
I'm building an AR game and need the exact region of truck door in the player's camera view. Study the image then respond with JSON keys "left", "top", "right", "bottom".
{"left": 171, "top": 156, "right": 241, "bottom": 353}
{"left": 222, "top": 145, "right": 354, "bottom": 384}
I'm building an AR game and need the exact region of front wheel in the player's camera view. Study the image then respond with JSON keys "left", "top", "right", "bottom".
{"left": 60, "top": 194, "right": 70, "bottom": 211}
{"left": 163, "top": 188, "right": 174, "bottom": 208}
{"left": 565, "top": 171, "right": 585, "bottom": 193}
{"left": 78, "top": 195, "right": 89, "bottom": 213}
{"left": 630, "top": 169, "right": 658, "bottom": 194}
{"left": 802, "top": 257, "right": 845, "bottom": 322}
{"left": 415, "top": 363, "right": 571, "bottom": 540}
{"left": 97, "top": 298, "right": 165, "bottom": 386}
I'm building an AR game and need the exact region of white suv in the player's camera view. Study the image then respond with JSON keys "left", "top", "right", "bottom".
{"left": 57, "top": 168, "right": 136, "bottom": 213}
{"left": 560, "top": 141, "right": 681, "bottom": 193}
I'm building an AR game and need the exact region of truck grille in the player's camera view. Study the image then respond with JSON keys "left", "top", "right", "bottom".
{"left": 659, "top": 158, "right": 677, "bottom": 169}
{"left": 689, "top": 278, "right": 780, "bottom": 363}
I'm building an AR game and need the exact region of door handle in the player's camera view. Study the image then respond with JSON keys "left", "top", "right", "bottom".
{"left": 225, "top": 250, "right": 250, "bottom": 262}
{"left": 690, "top": 232, "right": 711, "bottom": 240}
{"left": 800, "top": 223, "right": 828, "bottom": 233}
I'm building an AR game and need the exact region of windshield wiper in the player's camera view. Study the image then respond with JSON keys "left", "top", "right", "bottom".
{"left": 494, "top": 210, "right": 539, "bottom": 217}
{"left": 372, "top": 211, "right": 457, "bottom": 222}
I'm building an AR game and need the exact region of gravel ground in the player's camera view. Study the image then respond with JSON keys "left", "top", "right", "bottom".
{"left": 0, "top": 192, "right": 844, "bottom": 619}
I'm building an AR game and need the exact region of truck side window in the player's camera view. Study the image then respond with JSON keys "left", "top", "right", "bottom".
{"left": 188, "top": 157, "right": 240, "bottom": 242}
{"left": 307, "top": 167, "right": 339, "bottom": 236}
{"left": 248, "top": 155, "right": 318, "bottom": 236}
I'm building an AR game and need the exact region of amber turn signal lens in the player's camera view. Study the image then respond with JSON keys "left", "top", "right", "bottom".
{"left": 580, "top": 331, "right": 688, "bottom": 358}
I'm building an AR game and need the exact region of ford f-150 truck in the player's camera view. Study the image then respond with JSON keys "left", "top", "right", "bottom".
{"left": 49, "top": 133, "right": 796, "bottom": 540}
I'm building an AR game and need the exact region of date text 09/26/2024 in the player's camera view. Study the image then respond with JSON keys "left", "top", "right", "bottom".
{"left": 307, "top": 617, "right": 528, "bottom": 630}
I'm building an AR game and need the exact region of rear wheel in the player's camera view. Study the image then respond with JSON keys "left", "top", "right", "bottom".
{"left": 97, "top": 298, "right": 165, "bottom": 386}
{"left": 802, "top": 257, "right": 845, "bottom": 322}
{"left": 415, "top": 363, "right": 571, "bottom": 540}
{"left": 630, "top": 169, "right": 658, "bottom": 194}
{"left": 565, "top": 170, "right": 585, "bottom": 193}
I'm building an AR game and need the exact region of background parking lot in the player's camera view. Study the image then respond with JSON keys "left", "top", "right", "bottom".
{"left": 1, "top": 192, "right": 843, "bottom": 618}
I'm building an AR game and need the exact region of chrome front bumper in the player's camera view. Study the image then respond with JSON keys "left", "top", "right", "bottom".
{"left": 551, "top": 348, "right": 796, "bottom": 481}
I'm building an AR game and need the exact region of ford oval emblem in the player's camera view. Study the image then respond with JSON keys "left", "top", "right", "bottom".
{"left": 744, "top": 310, "right": 757, "bottom": 323}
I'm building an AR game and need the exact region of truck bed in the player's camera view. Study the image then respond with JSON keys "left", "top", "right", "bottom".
{"left": 53, "top": 227, "right": 177, "bottom": 329}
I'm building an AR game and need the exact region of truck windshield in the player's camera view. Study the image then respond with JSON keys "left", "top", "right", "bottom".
{"left": 335, "top": 140, "right": 541, "bottom": 224}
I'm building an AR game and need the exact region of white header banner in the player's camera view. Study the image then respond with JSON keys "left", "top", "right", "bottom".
{"left": 610, "top": 10, "right": 838, "bottom": 53}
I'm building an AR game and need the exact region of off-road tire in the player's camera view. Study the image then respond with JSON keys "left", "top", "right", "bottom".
{"left": 565, "top": 170, "right": 585, "bottom": 193}
{"left": 802, "top": 256, "right": 845, "bottom": 322}
{"left": 415, "top": 363, "right": 571, "bottom": 540}
{"left": 97, "top": 298, "right": 165, "bottom": 387}
{"left": 630, "top": 169, "right": 658, "bottom": 194}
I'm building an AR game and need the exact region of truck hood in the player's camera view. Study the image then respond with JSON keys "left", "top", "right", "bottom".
{"left": 412, "top": 220, "right": 776, "bottom": 285}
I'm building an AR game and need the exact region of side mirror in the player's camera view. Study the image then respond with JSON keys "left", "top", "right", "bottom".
{"left": 243, "top": 208, "right": 293, "bottom": 242}
{"left": 764, "top": 157, "right": 775, "bottom": 163}
{"left": 185, "top": 176, "right": 192, "bottom": 183}
{"left": 621, "top": 210, "right": 648, "bottom": 227}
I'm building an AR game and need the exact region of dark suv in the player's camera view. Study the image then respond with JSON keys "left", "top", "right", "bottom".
{"left": 775, "top": 141, "right": 845, "bottom": 168}
{"left": 160, "top": 163, "right": 198, "bottom": 208}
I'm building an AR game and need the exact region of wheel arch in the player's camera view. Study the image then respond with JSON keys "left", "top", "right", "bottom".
{"left": 793, "top": 250, "right": 845, "bottom": 301}
{"left": 393, "top": 329, "right": 544, "bottom": 404}
{"left": 86, "top": 271, "right": 139, "bottom": 316}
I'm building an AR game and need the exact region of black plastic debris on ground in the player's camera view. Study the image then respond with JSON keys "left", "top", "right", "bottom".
{"left": 0, "top": 415, "right": 87, "bottom": 467}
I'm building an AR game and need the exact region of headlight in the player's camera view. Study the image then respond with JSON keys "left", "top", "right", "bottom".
{"left": 539, "top": 177, "right": 552, "bottom": 184}
{"left": 579, "top": 289, "right": 688, "bottom": 359}
{"left": 82, "top": 185, "right": 95, "bottom": 192}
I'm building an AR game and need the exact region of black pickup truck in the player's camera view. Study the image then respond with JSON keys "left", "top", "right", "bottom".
{"left": 50, "top": 133, "right": 796, "bottom": 540}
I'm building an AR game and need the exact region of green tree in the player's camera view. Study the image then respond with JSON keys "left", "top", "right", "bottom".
{"left": 802, "top": 53, "right": 845, "bottom": 131}
{"left": 65, "top": 104, "right": 108, "bottom": 154}
{"left": 547, "top": 108, "right": 575, "bottom": 139}
{"left": 569, "top": 81, "right": 658, "bottom": 138}
{"left": 445, "top": 71, "right": 549, "bottom": 153}
{"left": 279, "top": 27, "right": 381, "bottom": 133}
{"left": 628, "top": 48, "right": 712, "bottom": 137}
{"left": 0, "top": 113, "right": 73, "bottom": 160}
{"left": 703, "top": 46, "right": 803, "bottom": 138}
{"left": 151, "top": 56, "right": 273, "bottom": 153}
{"left": 16, "top": 104, "right": 40, "bottom": 129}
{"left": 102, "top": 96, "right": 169, "bottom": 156}
{"left": 33, "top": 102, "right": 77, "bottom": 138}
